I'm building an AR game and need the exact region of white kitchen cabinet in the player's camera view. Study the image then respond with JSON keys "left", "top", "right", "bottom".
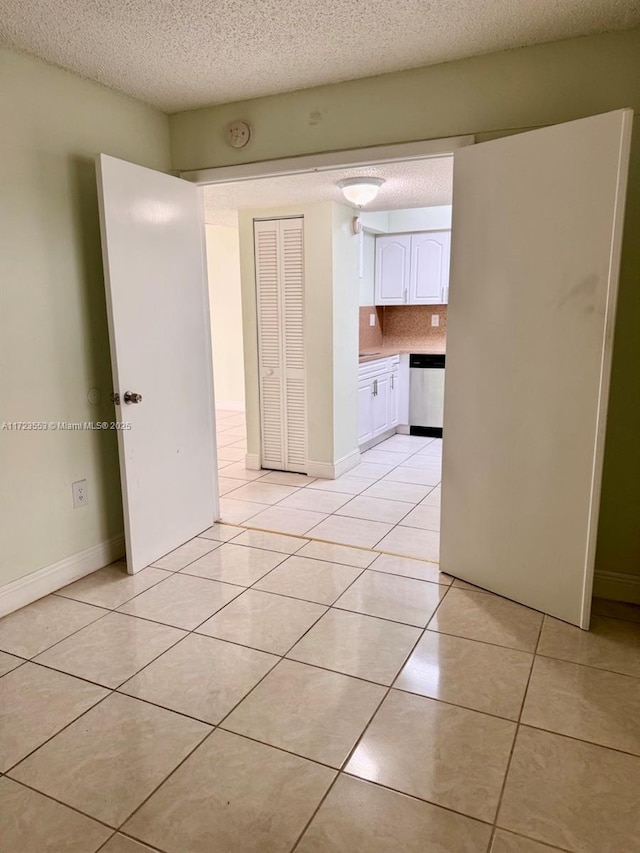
{"left": 389, "top": 369, "right": 400, "bottom": 427}
{"left": 372, "top": 374, "right": 391, "bottom": 437}
{"left": 374, "top": 235, "right": 411, "bottom": 305}
{"left": 375, "top": 231, "right": 450, "bottom": 305}
{"left": 410, "top": 231, "right": 450, "bottom": 304}
{"left": 358, "top": 379, "right": 374, "bottom": 444}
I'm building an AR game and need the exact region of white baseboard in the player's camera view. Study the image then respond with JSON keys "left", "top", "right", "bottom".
{"left": 215, "top": 401, "right": 245, "bottom": 412}
{"left": 0, "top": 535, "right": 126, "bottom": 618}
{"left": 358, "top": 427, "right": 397, "bottom": 453}
{"left": 307, "top": 450, "right": 361, "bottom": 480}
{"left": 593, "top": 570, "right": 640, "bottom": 604}
{"left": 244, "top": 453, "right": 261, "bottom": 470}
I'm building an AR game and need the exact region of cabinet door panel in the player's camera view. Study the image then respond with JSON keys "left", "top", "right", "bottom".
{"left": 375, "top": 235, "right": 411, "bottom": 305}
{"left": 372, "top": 375, "right": 391, "bottom": 436}
{"left": 389, "top": 371, "right": 400, "bottom": 427}
{"left": 410, "top": 231, "right": 450, "bottom": 304}
{"left": 358, "top": 379, "right": 374, "bottom": 444}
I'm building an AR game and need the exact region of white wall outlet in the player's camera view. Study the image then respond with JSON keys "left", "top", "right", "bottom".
{"left": 431, "top": 314, "right": 440, "bottom": 327}
{"left": 72, "top": 480, "right": 88, "bottom": 509}
{"left": 369, "top": 313, "right": 376, "bottom": 327}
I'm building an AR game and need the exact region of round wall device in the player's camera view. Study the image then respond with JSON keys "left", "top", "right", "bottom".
{"left": 228, "top": 120, "right": 251, "bottom": 148}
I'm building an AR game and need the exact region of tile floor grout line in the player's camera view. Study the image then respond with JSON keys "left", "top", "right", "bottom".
{"left": 52, "top": 564, "right": 180, "bottom": 612}
{"left": 487, "top": 611, "right": 547, "bottom": 849}
{"left": 5, "top": 776, "right": 120, "bottom": 834}
{"left": 288, "top": 581, "right": 455, "bottom": 852}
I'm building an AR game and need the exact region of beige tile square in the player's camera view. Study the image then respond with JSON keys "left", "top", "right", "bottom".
{"left": 521, "top": 655, "right": 640, "bottom": 754}
{"left": 117, "top": 573, "right": 242, "bottom": 630}
{"left": 421, "top": 487, "right": 441, "bottom": 506}
{"left": 245, "top": 505, "right": 328, "bottom": 535}
{"left": 296, "top": 540, "right": 377, "bottom": 568}
{"left": 306, "top": 475, "right": 372, "bottom": 495}
{"left": 369, "top": 551, "right": 446, "bottom": 584}
{"left": 230, "top": 528, "right": 308, "bottom": 554}
{"left": 199, "top": 522, "right": 245, "bottom": 542}
{"left": 0, "top": 663, "right": 108, "bottom": 770}
{"left": 429, "top": 588, "right": 543, "bottom": 652}
{"left": 219, "top": 497, "right": 263, "bottom": 524}
{"left": 384, "top": 466, "right": 440, "bottom": 486}
{"left": 218, "top": 475, "right": 245, "bottom": 495}
{"left": 346, "top": 690, "right": 516, "bottom": 821}
{"left": 181, "top": 543, "right": 286, "bottom": 586}
{"left": 451, "top": 577, "right": 494, "bottom": 592}
{"left": 220, "top": 462, "right": 266, "bottom": 481}
{"left": 537, "top": 614, "right": 640, "bottom": 677}
{"left": 591, "top": 597, "right": 640, "bottom": 624}
{"left": 56, "top": 564, "right": 169, "bottom": 609}
{"left": 0, "top": 777, "right": 111, "bottom": 853}
{"left": 151, "top": 536, "right": 221, "bottom": 570}
{"left": 100, "top": 836, "right": 157, "bottom": 853}
{"left": 123, "top": 729, "right": 335, "bottom": 853}
{"left": 360, "top": 448, "right": 414, "bottom": 465}
{"left": 307, "top": 515, "right": 394, "bottom": 548}
{"left": 278, "top": 488, "right": 354, "bottom": 513}
{"left": 0, "top": 650, "right": 23, "bottom": 676}
{"left": 498, "top": 726, "right": 640, "bottom": 852}
{"left": 403, "top": 454, "right": 442, "bottom": 473}
{"left": 395, "top": 632, "right": 533, "bottom": 719}
{"left": 35, "top": 612, "right": 185, "bottom": 688}
{"left": 335, "top": 570, "right": 444, "bottom": 627}
{"left": 348, "top": 461, "right": 396, "bottom": 479}
{"left": 335, "top": 495, "right": 414, "bottom": 524}
{"left": 222, "top": 481, "right": 300, "bottom": 504}
{"left": 0, "top": 595, "right": 106, "bottom": 658}
{"left": 491, "top": 830, "right": 564, "bottom": 852}
{"left": 217, "top": 445, "right": 246, "bottom": 462}
{"left": 362, "top": 479, "right": 433, "bottom": 503}
{"left": 375, "top": 435, "right": 432, "bottom": 451}
{"left": 399, "top": 503, "right": 441, "bottom": 531}
{"left": 259, "top": 470, "right": 317, "bottom": 487}
{"left": 375, "top": 525, "right": 440, "bottom": 561}
{"left": 297, "top": 774, "right": 492, "bottom": 853}
{"left": 254, "top": 555, "right": 362, "bottom": 605}
{"left": 224, "top": 659, "right": 385, "bottom": 767}
{"left": 121, "top": 633, "right": 278, "bottom": 723}
{"left": 197, "top": 589, "right": 327, "bottom": 655}
{"left": 10, "top": 693, "right": 210, "bottom": 827}
{"left": 288, "top": 609, "right": 420, "bottom": 684}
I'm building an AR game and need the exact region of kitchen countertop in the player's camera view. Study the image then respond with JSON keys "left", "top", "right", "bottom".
{"left": 359, "top": 347, "right": 446, "bottom": 364}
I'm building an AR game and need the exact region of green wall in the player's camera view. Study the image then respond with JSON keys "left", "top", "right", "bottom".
{"left": 0, "top": 50, "right": 171, "bottom": 586}
{"left": 171, "top": 30, "right": 640, "bottom": 581}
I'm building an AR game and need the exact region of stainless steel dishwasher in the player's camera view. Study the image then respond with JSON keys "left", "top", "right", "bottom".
{"left": 409, "top": 353, "right": 446, "bottom": 437}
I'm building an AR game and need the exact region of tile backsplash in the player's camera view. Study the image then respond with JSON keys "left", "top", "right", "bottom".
{"left": 359, "top": 305, "right": 447, "bottom": 352}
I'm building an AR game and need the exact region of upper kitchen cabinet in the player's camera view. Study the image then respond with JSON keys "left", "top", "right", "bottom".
{"left": 410, "top": 231, "right": 450, "bottom": 304}
{"left": 374, "top": 234, "right": 411, "bottom": 304}
{"left": 375, "top": 231, "right": 450, "bottom": 305}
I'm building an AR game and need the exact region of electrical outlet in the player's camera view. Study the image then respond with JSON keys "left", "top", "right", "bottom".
{"left": 431, "top": 314, "right": 440, "bottom": 327}
{"left": 369, "top": 313, "right": 376, "bottom": 327}
{"left": 72, "top": 480, "right": 88, "bottom": 509}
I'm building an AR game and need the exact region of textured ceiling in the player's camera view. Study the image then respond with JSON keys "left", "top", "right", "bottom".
{"left": 1, "top": 1, "right": 638, "bottom": 112}
{"left": 203, "top": 156, "right": 453, "bottom": 224}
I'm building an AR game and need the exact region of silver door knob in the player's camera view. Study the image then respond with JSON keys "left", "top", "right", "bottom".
{"left": 124, "top": 391, "right": 142, "bottom": 405}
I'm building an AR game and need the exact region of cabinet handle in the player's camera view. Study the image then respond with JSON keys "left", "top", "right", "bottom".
{"left": 404, "top": 288, "right": 408, "bottom": 304}
{"left": 391, "top": 374, "right": 395, "bottom": 390}
{"left": 372, "top": 379, "right": 377, "bottom": 397}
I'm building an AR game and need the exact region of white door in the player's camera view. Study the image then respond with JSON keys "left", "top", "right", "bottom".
{"left": 375, "top": 235, "right": 411, "bottom": 304}
{"left": 410, "top": 231, "right": 450, "bottom": 304}
{"left": 389, "top": 371, "right": 400, "bottom": 427}
{"left": 441, "top": 109, "right": 632, "bottom": 628}
{"left": 96, "top": 155, "right": 218, "bottom": 573}
{"left": 255, "top": 218, "right": 307, "bottom": 473}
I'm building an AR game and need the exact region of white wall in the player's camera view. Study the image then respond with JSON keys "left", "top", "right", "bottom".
{"left": 388, "top": 206, "right": 452, "bottom": 231}
{"left": 359, "top": 232, "right": 376, "bottom": 306}
{"left": 0, "top": 49, "right": 171, "bottom": 588}
{"left": 205, "top": 221, "right": 245, "bottom": 410}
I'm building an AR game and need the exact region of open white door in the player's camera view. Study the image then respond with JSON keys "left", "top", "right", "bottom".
{"left": 96, "top": 155, "right": 218, "bottom": 573}
{"left": 441, "top": 109, "right": 632, "bottom": 628}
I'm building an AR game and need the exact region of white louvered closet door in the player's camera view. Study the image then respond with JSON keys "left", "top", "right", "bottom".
{"left": 255, "top": 218, "right": 307, "bottom": 472}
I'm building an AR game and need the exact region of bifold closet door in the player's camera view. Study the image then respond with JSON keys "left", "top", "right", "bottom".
{"left": 255, "top": 218, "right": 307, "bottom": 473}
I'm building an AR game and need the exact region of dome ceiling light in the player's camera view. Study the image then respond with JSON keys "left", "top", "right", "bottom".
{"left": 338, "top": 177, "right": 385, "bottom": 208}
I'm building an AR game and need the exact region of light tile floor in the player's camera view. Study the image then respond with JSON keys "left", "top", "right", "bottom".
{"left": 215, "top": 409, "right": 442, "bottom": 561}
{"left": 1, "top": 411, "right": 640, "bottom": 852}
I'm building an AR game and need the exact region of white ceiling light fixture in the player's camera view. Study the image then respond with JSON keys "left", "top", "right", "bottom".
{"left": 338, "top": 177, "right": 385, "bottom": 208}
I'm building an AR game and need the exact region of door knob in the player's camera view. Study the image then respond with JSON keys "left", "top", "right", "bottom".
{"left": 124, "top": 391, "right": 143, "bottom": 405}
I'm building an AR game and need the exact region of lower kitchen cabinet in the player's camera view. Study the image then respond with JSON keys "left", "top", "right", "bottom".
{"left": 358, "top": 356, "right": 407, "bottom": 448}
